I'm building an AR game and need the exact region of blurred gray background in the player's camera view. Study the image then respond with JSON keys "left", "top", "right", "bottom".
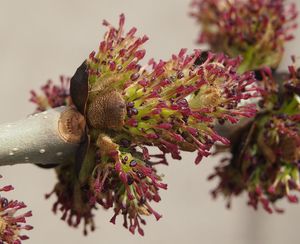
{"left": 0, "top": 0, "right": 299, "bottom": 243}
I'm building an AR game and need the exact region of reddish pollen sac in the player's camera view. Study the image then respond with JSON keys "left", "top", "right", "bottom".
{"left": 135, "top": 49, "right": 146, "bottom": 60}
{"left": 129, "top": 160, "right": 137, "bottom": 167}
{"left": 130, "top": 73, "right": 140, "bottom": 81}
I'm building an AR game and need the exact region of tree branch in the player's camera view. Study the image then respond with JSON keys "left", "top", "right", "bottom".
{"left": 0, "top": 106, "right": 85, "bottom": 166}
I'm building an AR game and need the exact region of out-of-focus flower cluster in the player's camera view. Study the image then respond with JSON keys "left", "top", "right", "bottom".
{"left": 191, "top": 0, "right": 298, "bottom": 71}
{"left": 31, "top": 14, "right": 259, "bottom": 235}
{"left": 0, "top": 175, "right": 32, "bottom": 244}
{"left": 30, "top": 76, "right": 71, "bottom": 112}
{"left": 191, "top": 0, "right": 300, "bottom": 213}
{"left": 45, "top": 162, "right": 96, "bottom": 235}
{"left": 210, "top": 61, "right": 300, "bottom": 213}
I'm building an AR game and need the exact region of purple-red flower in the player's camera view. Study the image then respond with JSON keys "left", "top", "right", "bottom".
{"left": 31, "top": 14, "right": 259, "bottom": 235}
{"left": 84, "top": 14, "right": 259, "bottom": 233}
{"left": 0, "top": 175, "right": 33, "bottom": 244}
{"left": 30, "top": 76, "right": 71, "bottom": 112}
{"left": 191, "top": 0, "right": 298, "bottom": 71}
{"left": 210, "top": 61, "right": 300, "bottom": 213}
{"left": 87, "top": 15, "right": 259, "bottom": 165}
{"left": 45, "top": 164, "right": 96, "bottom": 236}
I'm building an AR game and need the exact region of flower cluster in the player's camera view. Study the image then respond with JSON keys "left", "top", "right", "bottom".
{"left": 31, "top": 14, "right": 259, "bottom": 235}
{"left": 210, "top": 62, "right": 300, "bottom": 213}
{"left": 87, "top": 15, "right": 259, "bottom": 164}
{"left": 30, "top": 76, "right": 71, "bottom": 112}
{"left": 90, "top": 144, "right": 166, "bottom": 235}
{"left": 45, "top": 163, "right": 96, "bottom": 236}
{"left": 120, "top": 51, "right": 259, "bottom": 163}
{"left": 0, "top": 175, "right": 32, "bottom": 243}
{"left": 190, "top": 0, "right": 298, "bottom": 72}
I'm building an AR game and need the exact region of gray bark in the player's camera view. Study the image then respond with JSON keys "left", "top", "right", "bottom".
{"left": 0, "top": 106, "right": 85, "bottom": 166}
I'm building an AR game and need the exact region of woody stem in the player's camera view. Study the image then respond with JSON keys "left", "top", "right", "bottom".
{"left": 0, "top": 106, "right": 86, "bottom": 166}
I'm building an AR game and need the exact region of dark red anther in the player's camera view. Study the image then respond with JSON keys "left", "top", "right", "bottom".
{"left": 129, "top": 160, "right": 137, "bottom": 167}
